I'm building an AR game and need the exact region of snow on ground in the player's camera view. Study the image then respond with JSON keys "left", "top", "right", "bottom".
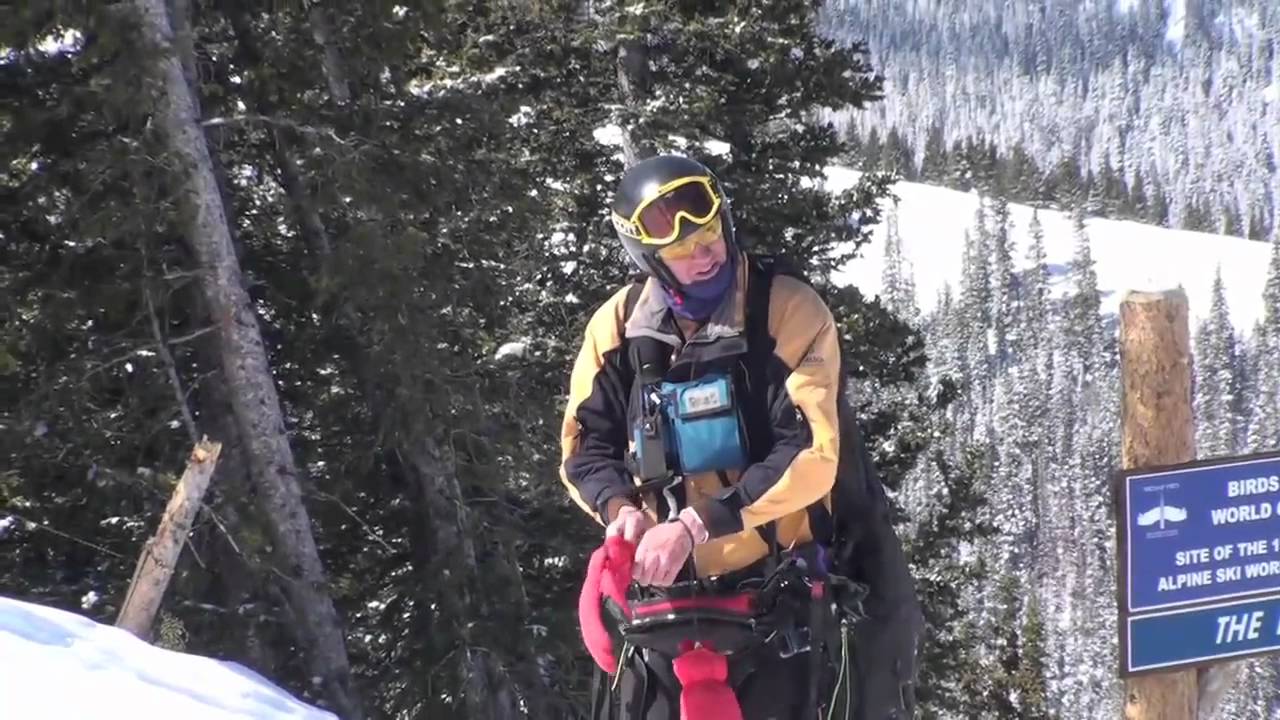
{"left": 0, "top": 594, "right": 336, "bottom": 720}
{"left": 824, "top": 166, "right": 1272, "bottom": 335}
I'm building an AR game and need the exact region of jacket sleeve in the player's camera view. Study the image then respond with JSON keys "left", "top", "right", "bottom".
{"left": 558, "top": 286, "right": 638, "bottom": 525}
{"left": 691, "top": 278, "right": 842, "bottom": 539}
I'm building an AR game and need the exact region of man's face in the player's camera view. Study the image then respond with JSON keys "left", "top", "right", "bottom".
{"left": 658, "top": 217, "right": 729, "bottom": 286}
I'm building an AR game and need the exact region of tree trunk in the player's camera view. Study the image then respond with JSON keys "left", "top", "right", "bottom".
{"left": 223, "top": 0, "right": 331, "bottom": 263}
{"left": 189, "top": 364, "right": 289, "bottom": 681}
{"left": 1120, "top": 289, "right": 1197, "bottom": 720}
{"left": 116, "top": 439, "right": 222, "bottom": 641}
{"left": 616, "top": 33, "right": 654, "bottom": 168}
{"left": 306, "top": 3, "right": 351, "bottom": 104}
{"left": 401, "top": 440, "right": 524, "bottom": 720}
{"left": 128, "top": 2, "right": 363, "bottom": 718}
{"left": 165, "top": 0, "right": 198, "bottom": 93}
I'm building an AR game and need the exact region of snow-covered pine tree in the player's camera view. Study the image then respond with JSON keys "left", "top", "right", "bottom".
{"left": 959, "top": 205, "right": 995, "bottom": 438}
{"left": 1065, "top": 208, "right": 1104, "bottom": 383}
{"left": 1194, "top": 266, "right": 1243, "bottom": 457}
{"left": 903, "top": 445, "right": 997, "bottom": 720}
{"left": 991, "top": 370, "right": 1034, "bottom": 572}
{"left": 989, "top": 196, "right": 1018, "bottom": 371}
{"left": 1017, "top": 591, "right": 1053, "bottom": 720}
{"left": 986, "top": 570, "right": 1054, "bottom": 720}
{"left": 986, "top": 572, "right": 1027, "bottom": 719}
{"left": 1017, "top": 210, "right": 1054, "bottom": 459}
{"left": 1035, "top": 205, "right": 1123, "bottom": 720}
{"left": 1075, "top": 353, "right": 1123, "bottom": 719}
{"left": 880, "top": 205, "right": 921, "bottom": 324}
{"left": 1246, "top": 236, "right": 1280, "bottom": 452}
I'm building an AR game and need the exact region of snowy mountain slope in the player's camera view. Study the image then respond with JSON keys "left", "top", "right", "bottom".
{"left": 0, "top": 595, "right": 336, "bottom": 720}
{"left": 824, "top": 167, "right": 1272, "bottom": 334}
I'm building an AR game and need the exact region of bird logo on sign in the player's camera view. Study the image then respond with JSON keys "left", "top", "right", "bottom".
{"left": 1137, "top": 489, "right": 1188, "bottom": 532}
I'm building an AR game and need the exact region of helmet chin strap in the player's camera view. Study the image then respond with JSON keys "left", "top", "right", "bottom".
{"left": 643, "top": 255, "right": 687, "bottom": 297}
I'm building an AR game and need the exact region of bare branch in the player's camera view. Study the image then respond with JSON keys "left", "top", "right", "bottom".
{"left": 199, "top": 114, "right": 353, "bottom": 146}
{"left": 1, "top": 510, "right": 126, "bottom": 559}
{"left": 166, "top": 325, "right": 216, "bottom": 346}
{"left": 310, "top": 490, "right": 396, "bottom": 555}
{"left": 141, "top": 257, "right": 199, "bottom": 444}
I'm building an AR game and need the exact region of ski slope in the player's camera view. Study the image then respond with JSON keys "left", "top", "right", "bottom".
{"left": 0, "top": 595, "right": 336, "bottom": 720}
{"left": 824, "top": 167, "right": 1273, "bottom": 335}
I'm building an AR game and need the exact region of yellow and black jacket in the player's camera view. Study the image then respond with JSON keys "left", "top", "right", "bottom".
{"left": 558, "top": 251, "right": 844, "bottom": 579}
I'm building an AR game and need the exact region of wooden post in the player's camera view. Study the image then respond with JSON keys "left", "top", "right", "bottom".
{"left": 1120, "top": 290, "right": 1197, "bottom": 720}
{"left": 116, "top": 438, "right": 222, "bottom": 641}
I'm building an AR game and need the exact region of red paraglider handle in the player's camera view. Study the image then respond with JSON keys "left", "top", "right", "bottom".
{"left": 577, "top": 535, "right": 635, "bottom": 674}
{"left": 672, "top": 641, "right": 745, "bottom": 720}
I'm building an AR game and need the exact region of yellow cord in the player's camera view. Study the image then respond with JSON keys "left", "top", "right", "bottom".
{"left": 612, "top": 641, "right": 632, "bottom": 693}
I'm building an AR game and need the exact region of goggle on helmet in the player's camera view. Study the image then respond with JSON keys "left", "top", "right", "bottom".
{"left": 609, "top": 154, "right": 738, "bottom": 290}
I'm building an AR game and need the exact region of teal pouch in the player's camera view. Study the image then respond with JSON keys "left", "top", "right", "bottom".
{"left": 658, "top": 373, "right": 748, "bottom": 475}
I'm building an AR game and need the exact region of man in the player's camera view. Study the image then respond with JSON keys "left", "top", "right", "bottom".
{"left": 559, "top": 153, "right": 921, "bottom": 719}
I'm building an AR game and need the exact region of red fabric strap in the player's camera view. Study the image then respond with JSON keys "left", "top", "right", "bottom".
{"left": 631, "top": 593, "right": 755, "bottom": 618}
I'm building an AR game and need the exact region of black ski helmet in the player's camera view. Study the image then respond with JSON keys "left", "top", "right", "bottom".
{"left": 608, "top": 154, "right": 738, "bottom": 291}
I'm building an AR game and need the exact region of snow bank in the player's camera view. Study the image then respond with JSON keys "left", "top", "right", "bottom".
{"left": 825, "top": 167, "right": 1272, "bottom": 333}
{"left": 0, "top": 595, "right": 337, "bottom": 720}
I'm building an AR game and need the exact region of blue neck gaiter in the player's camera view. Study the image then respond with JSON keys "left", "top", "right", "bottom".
{"left": 662, "top": 251, "right": 737, "bottom": 321}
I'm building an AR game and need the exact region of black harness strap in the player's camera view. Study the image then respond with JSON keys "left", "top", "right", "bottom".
{"left": 742, "top": 256, "right": 789, "bottom": 567}
{"left": 744, "top": 256, "right": 839, "bottom": 548}
{"left": 623, "top": 278, "right": 668, "bottom": 389}
{"left": 623, "top": 276, "right": 645, "bottom": 317}
{"left": 745, "top": 256, "right": 848, "bottom": 718}
{"left": 806, "top": 581, "right": 827, "bottom": 719}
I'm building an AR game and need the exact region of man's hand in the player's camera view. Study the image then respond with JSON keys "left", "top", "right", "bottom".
{"left": 605, "top": 502, "right": 653, "bottom": 544}
{"left": 632, "top": 507, "right": 709, "bottom": 587}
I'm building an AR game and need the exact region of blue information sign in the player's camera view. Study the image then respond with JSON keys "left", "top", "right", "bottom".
{"left": 1128, "top": 596, "right": 1280, "bottom": 673}
{"left": 1124, "top": 455, "right": 1280, "bottom": 613}
{"left": 1118, "top": 452, "right": 1280, "bottom": 676}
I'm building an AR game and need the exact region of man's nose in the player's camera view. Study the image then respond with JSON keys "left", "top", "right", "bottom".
{"left": 690, "top": 240, "right": 714, "bottom": 260}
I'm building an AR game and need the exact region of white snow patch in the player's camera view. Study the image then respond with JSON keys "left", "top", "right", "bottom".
{"left": 35, "top": 30, "right": 83, "bottom": 56}
{"left": 704, "top": 140, "right": 731, "bottom": 156}
{"left": 495, "top": 341, "right": 528, "bottom": 361}
{"left": 1165, "top": 0, "right": 1187, "bottom": 47}
{"left": 0, "top": 594, "right": 337, "bottom": 718}
{"left": 593, "top": 125, "right": 624, "bottom": 147}
{"left": 509, "top": 105, "right": 534, "bottom": 127}
{"left": 825, "top": 167, "right": 1272, "bottom": 333}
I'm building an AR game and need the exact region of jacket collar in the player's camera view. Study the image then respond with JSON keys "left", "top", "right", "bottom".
{"left": 621, "top": 253, "right": 752, "bottom": 376}
{"left": 624, "top": 250, "right": 749, "bottom": 349}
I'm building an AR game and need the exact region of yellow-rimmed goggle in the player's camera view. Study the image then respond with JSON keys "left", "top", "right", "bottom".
{"left": 654, "top": 216, "right": 724, "bottom": 262}
{"left": 610, "top": 175, "right": 722, "bottom": 246}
